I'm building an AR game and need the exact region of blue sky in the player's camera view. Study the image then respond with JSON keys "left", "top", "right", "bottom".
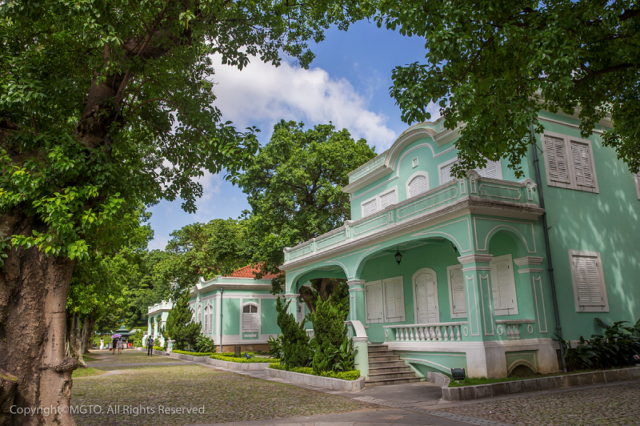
{"left": 148, "top": 21, "right": 437, "bottom": 250}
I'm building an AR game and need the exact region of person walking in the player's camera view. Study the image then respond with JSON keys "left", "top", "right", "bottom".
{"left": 117, "top": 338, "right": 123, "bottom": 354}
{"left": 99, "top": 338, "right": 104, "bottom": 350}
{"left": 112, "top": 336, "right": 118, "bottom": 354}
{"left": 147, "top": 336, "right": 154, "bottom": 356}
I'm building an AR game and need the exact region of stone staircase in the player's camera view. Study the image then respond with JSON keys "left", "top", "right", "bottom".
{"left": 366, "top": 344, "right": 421, "bottom": 386}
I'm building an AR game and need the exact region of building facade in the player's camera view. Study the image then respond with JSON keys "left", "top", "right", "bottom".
{"left": 146, "top": 300, "right": 173, "bottom": 346}
{"left": 280, "top": 110, "right": 640, "bottom": 379}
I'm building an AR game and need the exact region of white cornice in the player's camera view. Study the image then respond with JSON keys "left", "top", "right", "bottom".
{"left": 514, "top": 256, "right": 544, "bottom": 266}
{"left": 457, "top": 254, "right": 494, "bottom": 264}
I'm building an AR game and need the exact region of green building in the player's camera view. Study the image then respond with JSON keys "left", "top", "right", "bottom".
{"left": 280, "top": 110, "right": 640, "bottom": 379}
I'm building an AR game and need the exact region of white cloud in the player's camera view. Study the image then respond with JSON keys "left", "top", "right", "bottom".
{"left": 210, "top": 55, "right": 397, "bottom": 150}
{"left": 193, "top": 172, "right": 222, "bottom": 217}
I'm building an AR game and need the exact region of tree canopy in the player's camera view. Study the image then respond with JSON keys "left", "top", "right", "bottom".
{"left": 376, "top": 0, "right": 640, "bottom": 176}
{"left": 230, "top": 120, "right": 377, "bottom": 292}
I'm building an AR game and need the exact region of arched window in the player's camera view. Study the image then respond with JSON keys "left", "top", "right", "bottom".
{"left": 242, "top": 303, "right": 260, "bottom": 332}
{"left": 197, "top": 305, "right": 201, "bottom": 324}
{"left": 203, "top": 306, "right": 209, "bottom": 333}
{"left": 406, "top": 172, "right": 429, "bottom": 198}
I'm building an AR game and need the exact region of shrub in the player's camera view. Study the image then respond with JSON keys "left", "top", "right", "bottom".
{"left": 152, "top": 346, "right": 164, "bottom": 351}
{"left": 131, "top": 329, "right": 144, "bottom": 347}
{"left": 267, "top": 335, "right": 284, "bottom": 360}
{"left": 276, "top": 297, "right": 312, "bottom": 368}
{"left": 166, "top": 291, "right": 201, "bottom": 350}
{"left": 307, "top": 295, "right": 350, "bottom": 374}
{"left": 556, "top": 318, "right": 640, "bottom": 370}
{"left": 269, "top": 364, "right": 360, "bottom": 381}
{"left": 195, "top": 335, "right": 215, "bottom": 353}
{"left": 172, "top": 350, "right": 214, "bottom": 356}
{"left": 210, "top": 354, "right": 280, "bottom": 364}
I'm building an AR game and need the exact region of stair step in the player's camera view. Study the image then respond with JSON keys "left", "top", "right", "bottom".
{"left": 367, "top": 345, "right": 391, "bottom": 353}
{"left": 367, "top": 355, "right": 400, "bottom": 362}
{"left": 369, "top": 360, "right": 407, "bottom": 369}
{"left": 365, "top": 377, "right": 421, "bottom": 386}
{"left": 367, "top": 371, "right": 417, "bottom": 380}
{"left": 368, "top": 366, "right": 413, "bottom": 374}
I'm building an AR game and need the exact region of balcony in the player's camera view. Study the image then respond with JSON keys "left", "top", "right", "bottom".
{"left": 383, "top": 322, "right": 468, "bottom": 343}
{"left": 283, "top": 172, "right": 542, "bottom": 265}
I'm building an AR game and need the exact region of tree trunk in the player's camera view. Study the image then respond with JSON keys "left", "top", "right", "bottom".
{"left": 0, "top": 213, "right": 78, "bottom": 426}
{"left": 83, "top": 315, "right": 96, "bottom": 354}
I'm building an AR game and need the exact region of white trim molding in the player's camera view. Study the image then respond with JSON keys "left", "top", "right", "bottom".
{"left": 514, "top": 256, "right": 544, "bottom": 266}
{"left": 457, "top": 254, "right": 494, "bottom": 264}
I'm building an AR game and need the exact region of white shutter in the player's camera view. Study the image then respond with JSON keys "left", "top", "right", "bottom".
{"left": 204, "top": 307, "right": 208, "bottom": 332}
{"left": 209, "top": 310, "right": 214, "bottom": 334}
{"left": 573, "top": 257, "right": 604, "bottom": 307}
{"left": 362, "top": 199, "right": 378, "bottom": 217}
{"left": 490, "top": 256, "right": 517, "bottom": 315}
{"left": 384, "top": 277, "right": 405, "bottom": 322}
{"left": 449, "top": 266, "right": 467, "bottom": 317}
{"left": 544, "top": 135, "right": 570, "bottom": 183}
{"left": 441, "top": 162, "right": 455, "bottom": 184}
{"left": 365, "top": 281, "right": 384, "bottom": 323}
{"left": 242, "top": 304, "right": 260, "bottom": 331}
{"left": 380, "top": 190, "right": 397, "bottom": 209}
{"left": 415, "top": 279, "right": 429, "bottom": 323}
{"left": 476, "top": 160, "right": 501, "bottom": 179}
{"left": 408, "top": 175, "right": 429, "bottom": 198}
{"left": 636, "top": 173, "right": 640, "bottom": 199}
{"left": 570, "top": 141, "right": 595, "bottom": 188}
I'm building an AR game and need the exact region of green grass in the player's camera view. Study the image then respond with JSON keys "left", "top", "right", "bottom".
{"left": 83, "top": 354, "right": 99, "bottom": 362}
{"left": 448, "top": 368, "right": 599, "bottom": 387}
{"left": 73, "top": 367, "right": 106, "bottom": 378}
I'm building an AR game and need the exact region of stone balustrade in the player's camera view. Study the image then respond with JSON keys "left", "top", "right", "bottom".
{"left": 495, "top": 319, "right": 535, "bottom": 340}
{"left": 383, "top": 322, "right": 468, "bottom": 342}
{"left": 283, "top": 173, "right": 539, "bottom": 264}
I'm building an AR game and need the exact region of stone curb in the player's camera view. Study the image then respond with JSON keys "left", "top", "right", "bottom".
{"left": 205, "top": 357, "right": 274, "bottom": 371}
{"left": 265, "top": 368, "right": 365, "bottom": 392}
{"left": 440, "top": 366, "right": 640, "bottom": 401}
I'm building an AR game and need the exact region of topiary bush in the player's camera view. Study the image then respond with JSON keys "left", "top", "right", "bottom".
{"left": 307, "top": 295, "right": 350, "bottom": 374}
{"left": 275, "top": 297, "right": 312, "bottom": 369}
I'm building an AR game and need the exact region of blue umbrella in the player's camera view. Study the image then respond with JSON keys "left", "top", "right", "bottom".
{"left": 111, "top": 334, "right": 122, "bottom": 339}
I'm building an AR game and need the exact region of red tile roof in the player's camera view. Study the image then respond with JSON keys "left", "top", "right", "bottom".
{"left": 230, "top": 264, "right": 280, "bottom": 280}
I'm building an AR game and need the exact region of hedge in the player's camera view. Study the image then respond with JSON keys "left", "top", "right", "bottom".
{"left": 172, "top": 350, "right": 215, "bottom": 356}
{"left": 210, "top": 354, "right": 280, "bottom": 364}
{"left": 269, "top": 364, "right": 360, "bottom": 381}
{"left": 152, "top": 346, "right": 164, "bottom": 351}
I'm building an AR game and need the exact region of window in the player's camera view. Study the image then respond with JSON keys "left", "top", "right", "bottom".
{"left": 406, "top": 172, "right": 429, "bottom": 198}
{"left": 447, "top": 265, "right": 467, "bottom": 318}
{"left": 634, "top": 173, "right": 640, "bottom": 200}
{"left": 438, "top": 157, "right": 503, "bottom": 185}
{"left": 203, "top": 306, "right": 209, "bottom": 333}
{"left": 365, "top": 281, "right": 384, "bottom": 323}
{"left": 542, "top": 132, "right": 599, "bottom": 193}
{"left": 569, "top": 250, "right": 609, "bottom": 312}
{"left": 360, "top": 187, "right": 398, "bottom": 218}
{"left": 197, "top": 305, "right": 201, "bottom": 323}
{"left": 242, "top": 303, "right": 260, "bottom": 331}
{"left": 490, "top": 254, "right": 518, "bottom": 316}
{"left": 209, "top": 307, "right": 214, "bottom": 334}
{"left": 383, "top": 276, "right": 406, "bottom": 323}
{"left": 365, "top": 277, "right": 406, "bottom": 323}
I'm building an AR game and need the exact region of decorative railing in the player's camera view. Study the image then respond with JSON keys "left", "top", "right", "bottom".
{"left": 383, "top": 322, "right": 468, "bottom": 342}
{"left": 148, "top": 300, "right": 173, "bottom": 313}
{"left": 305, "top": 329, "right": 314, "bottom": 339}
{"left": 495, "top": 319, "right": 535, "bottom": 340}
{"left": 347, "top": 153, "right": 387, "bottom": 184}
{"left": 283, "top": 173, "right": 539, "bottom": 264}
